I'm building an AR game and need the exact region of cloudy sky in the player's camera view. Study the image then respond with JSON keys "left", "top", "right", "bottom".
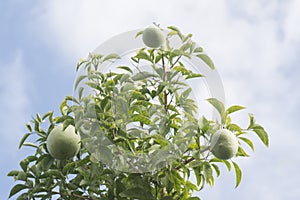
{"left": 1, "top": 0, "right": 300, "bottom": 199}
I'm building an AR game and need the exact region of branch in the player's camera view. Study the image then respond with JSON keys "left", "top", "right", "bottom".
{"left": 52, "top": 191, "right": 94, "bottom": 200}
{"left": 175, "top": 146, "right": 210, "bottom": 170}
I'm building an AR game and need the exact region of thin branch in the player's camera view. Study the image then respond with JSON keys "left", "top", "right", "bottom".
{"left": 175, "top": 146, "right": 210, "bottom": 170}
{"left": 51, "top": 191, "right": 94, "bottom": 200}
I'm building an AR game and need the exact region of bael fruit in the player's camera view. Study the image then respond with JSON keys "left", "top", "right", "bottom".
{"left": 210, "top": 129, "right": 238, "bottom": 160}
{"left": 142, "top": 25, "right": 164, "bottom": 48}
{"left": 46, "top": 124, "right": 81, "bottom": 160}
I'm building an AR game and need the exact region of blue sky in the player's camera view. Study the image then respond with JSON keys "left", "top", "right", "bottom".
{"left": 1, "top": 0, "right": 300, "bottom": 199}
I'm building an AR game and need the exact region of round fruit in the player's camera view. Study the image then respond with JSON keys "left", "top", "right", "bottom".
{"left": 142, "top": 26, "right": 164, "bottom": 48}
{"left": 210, "top": 129, "right": 238, "bottom": 160}
{"left": 46, "top": 124, "right": 81, "bottom": 160}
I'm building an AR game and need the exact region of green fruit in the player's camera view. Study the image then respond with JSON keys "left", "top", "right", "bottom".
{"left": 210, "top": 129, "right": 238, "bottom": 160}
{"left": 142, "top": 26, "right": 164, "bottom": 48}
{"left": 46, "top": 124, "right": 81, "bottom": 160}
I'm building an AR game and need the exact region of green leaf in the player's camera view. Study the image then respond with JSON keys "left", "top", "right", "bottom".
{"left": 103, "top": 53, "right": 121, "bottom": 62}
{"left": 62, "top": 162, "right": 76, "bottom": 175}
{"left": 222, "top": 160, "right": 232, "bottom": 171}
{"left": 207, "top": 98, "right": 226, "bottom": 123}
{"left": 232, "top": 161, "right": 242, "bottom": 188}
{"left": 18, "top": 133, "right": 31, "bottom": 149}
{"left": 60, "top": 99, "right": 67, "bottom": 115}
{"left": 135, "top": 30, "right": 144, "bottom": 38}
{"left": 239, "top": 137, "right": 254, "bottom": 151}
{"left": 186, "top": 73, "right": 204, "bottom": 79}
{"left": 236, "top": 146, "right": 250, "bottom": 157}
{"left": 226, "top": 105, "right": 246, "bottom": 114}
{"left": 210, "top": 158, "right": 231, "bottom": 171}
{"left": 74, "top": 75, "right": 87, "bottom": 90}
{"left": 211, "top": 163, "right": 220, "bottom": 177}
{"left": 42, "top": 111, "right": 54, "bottom": 121}
{"left": 252, "top": 125, "right": 269, "bottom": 147}
{"left": 167, "top": 26, "right": 183, "bottom": 40}
{"left": 132, "top": 71, "right": 157, "bottom": 81}
{"left": 22, "top": 142, "right": 38, "bottom": 149}
{"left": 76, "top": 58, "right": 89, "bottom": 71}
{"left": 25, "top": 123, "right": 32, "bottom": 132}
{"left": 203, "top": 162, "right": 214, "bottom": 186}
{"left": 16, "top": 171, "right": 27, "bottom": 181}
{"left": 43, "top": 169, "right": 64, "bottom": 179}
{"left": 9, "top": 184, "right": 28, "bottom": 198}
{"left": 131, "top": 114, "right": 151, "bottom": 125}
{"left": 196, "top": 54, "right": 215, "bottom": 70}
{"left": 247, "top": 113, "right": 255, "bottom": 129}
{"left": 7, "top": 170, "right": 20, "bottom": 177}
{"left": 188, "top": 197, "right": 201, "bottom": 200}
{"left": 40, "top": 155, "right": 55, "bottom": 171}
{"left": 117, "top": 66, "right": 133, "bottom": 74}
{"left": 227, "top": 123, "right": 242, "bottom": 132}
{"left": 193, "top": 47, "right": 203, "bottom": 53}
{"left": 119, "top": 188, "right": 154, "bottom": 199}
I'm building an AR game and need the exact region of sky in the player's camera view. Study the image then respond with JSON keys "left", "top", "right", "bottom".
{"left": 0, "top": 0, "right": 300, "bottom": 199}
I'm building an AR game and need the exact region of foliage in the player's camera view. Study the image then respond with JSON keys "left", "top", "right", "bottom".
{"left": 8, "top": 25, "right": 269, "bottom": 199}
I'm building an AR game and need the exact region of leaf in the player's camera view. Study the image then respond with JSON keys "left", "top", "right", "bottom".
{"left": 188, "top": 197, "right": 201, "bottom": 200}
{"left": 25, "top": 123, "right": 32, "bottom": 132}
{"left": 76, "top": 58, "right": 88, "bottom": 71}
{"left": 247, "top": 113, "right": 255, "bottom": 129}
{"left": 62, "top": 162, "right": 76, "bottom": 175}
{"left": 232, "top": 161, "right": 242, "bottom": 188}
{"left": 227, "top": 123, "right": 242, "bottom": 132}
{"left": 167, "top": 26, "right": 183, "bottom": 40}
{"left": 203, "top": 162, "right": 214, "bottom": 186}
{"left": 211, "top": 163, "right": 220, "bottom": 177}
{"left": 85, "top": 81, "right": 100, "bottom": 90}
{"left": 236, "top": 146, "right": 249, "bottom": 157}
{"left": 186, "top": 73, "right": 204, "bottom": 79}
{"left": 117, "top": 66, "right": 133, "bottom": 74}
{"left": 103, "top": 53, "right": 120, "bottom": 62}
{"left": 239, "top": 137, "right": 254, "bottom": 151}
{"left": 18, "top": 133, "right": 31, "bottom": 149}
{"left": 22, "top": 142, "right": 38, "bottom": 149}
{"left": 226, "top": 105, "right": 246, "bottom": 114}
{"left": 43, "top": 169, "right": 64, "bottom": 179}
{"left": 251, "top": 125, "right": 269, "bottom": 147}
{"left": 42, "top": 111, "right": 53, "bottom": 120}
{"left": 132, "top": 71, "right": 156, "bottom": 81}
{"left": 65, "top": 95, "right": 79, "bottom": 105}
{"left": 222, "top": 160, "right": 232, "bottom": 171}
{"left": 196, "top": 54, "right": 215, "bottom": 70}
{"left": 135, "top": 30, "right": 144, "bottom": 38}
{"left": 74, "top": 75, "right": 87, "bottom": 90}
{"left": 7, "top": 170, "right": 20, "bottom": 177}
{"left": 119, "top": 188, "right": 155, "bottom": 199}
{"left": 193, "top": 47, "right": 203, "bottom": 53}
{"left": 131, "top": 114, "right": 151, "bottom": 125}
{"left": 60, "top": 99, "right": 67, "bottom": 115}
{"left": 207, "top": 98, "right": 226, "bottom": 123}
{"left": 40, "top": 155, "right": 55, "bottom": 171}
{"left": 9, "top": 184, "right": 28, "bottom": 198}
{"left": 16, "top": 171, "right": 27, "bottom": 181}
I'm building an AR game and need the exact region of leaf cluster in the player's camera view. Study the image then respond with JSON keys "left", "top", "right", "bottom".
{"left": 8, "top": 26, "right": 268, "bottom": 200}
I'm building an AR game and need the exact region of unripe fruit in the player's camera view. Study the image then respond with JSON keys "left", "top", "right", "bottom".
{"left": 46, "top": 124, "right": 81, "bottom": 160}
{"left": 210, "top": 129, "right": 238, "bottom": 160}
{"left": 142, "top": 26, "right": 164, "bottom": 48}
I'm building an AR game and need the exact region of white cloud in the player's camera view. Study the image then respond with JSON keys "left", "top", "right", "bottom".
{"left": 0, "top": 52, "right": 30, "bottom": 147}
{"left": 28, "top": 0, "right": 300, "bottom": 199}
{"left": 0, "top": 52, "right": 32, "bottom": 199}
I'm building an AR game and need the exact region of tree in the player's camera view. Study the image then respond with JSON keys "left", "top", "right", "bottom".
{"left": 7, "top": 25, "right": 269, "bottom": 200}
